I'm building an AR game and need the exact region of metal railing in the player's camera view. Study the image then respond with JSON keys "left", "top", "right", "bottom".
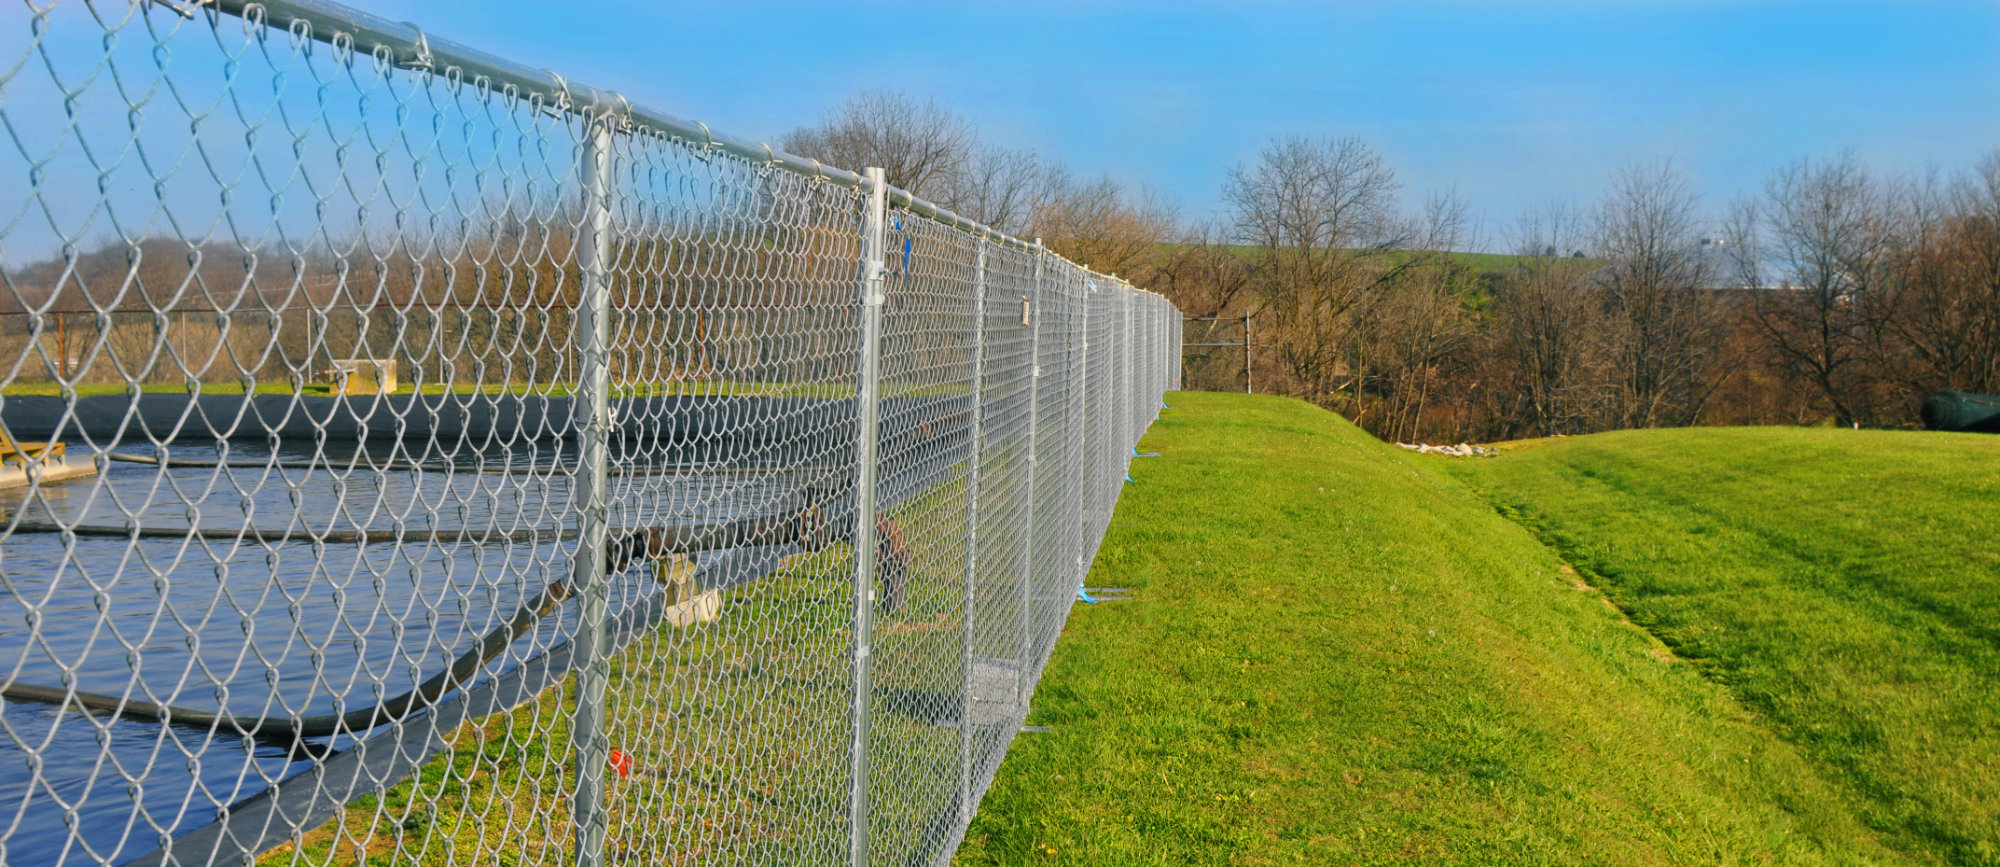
{"left": 0, "top": 2, "right": 1183, "bottom": 865}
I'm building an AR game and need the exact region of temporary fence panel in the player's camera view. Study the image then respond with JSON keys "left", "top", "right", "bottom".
{"left": 0, "top": 2, "right": 1181, "bottom": 866}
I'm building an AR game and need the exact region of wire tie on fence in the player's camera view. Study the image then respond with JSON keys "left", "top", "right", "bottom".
{"left": 396, "top": 22, "right": 435, "bottom": 71}
{"left": 149, "top": 0, "right": 210, "bottom": 19}
{"left": 605, "top": 90, "right": 636, "bottom": 132}
{"left": 540, "top": 69, "right": 574, "bottom": 118}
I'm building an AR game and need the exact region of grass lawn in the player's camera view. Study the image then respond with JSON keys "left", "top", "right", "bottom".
{"left": 1447, "top": 427, "right": 2000, "bottom": 866}
{"left": 956, "top": 392, "right": 1913, "bottom": 865}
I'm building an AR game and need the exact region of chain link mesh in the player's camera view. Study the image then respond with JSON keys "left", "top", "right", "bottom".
{"left": 0, "top": 2, "right": 1181, "bottom": 865}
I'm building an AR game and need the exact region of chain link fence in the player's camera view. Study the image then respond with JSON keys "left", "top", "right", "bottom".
{"left": 0, "top": 2, "right": 1182, "bottom": 864}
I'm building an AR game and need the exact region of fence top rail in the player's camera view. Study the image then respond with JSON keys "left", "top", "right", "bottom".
{"left": 188, "top": 0, "right": 1060, "bottom": 253}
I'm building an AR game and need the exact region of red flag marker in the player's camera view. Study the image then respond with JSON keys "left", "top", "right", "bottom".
{"left": 609, "top": 748, "right": 633, "bottom": 779}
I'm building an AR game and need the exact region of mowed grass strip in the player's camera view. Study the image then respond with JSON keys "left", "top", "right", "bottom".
{"left": 1449, "top": 427, "right": 2000, "bottom": 866}
{"left": 955, "top": 392, "right": 1903, "bottom": 866}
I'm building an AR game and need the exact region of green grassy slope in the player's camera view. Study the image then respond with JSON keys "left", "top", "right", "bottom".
{"left": 956, "top": 393, "right": 1905, "bottom": 866}
{"left": 1447, "top": 428, "right": 2000, "bottom": 866}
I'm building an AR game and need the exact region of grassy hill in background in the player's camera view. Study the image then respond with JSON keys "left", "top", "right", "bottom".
{"left": 955, "top": 393, "right": 1957, "bottom": 865}
{"left": 1214, "top": 246, "right": 1534, "bottom": 275}
{"left": 1153, "top": 243, "right": 1543, "bottom": 281}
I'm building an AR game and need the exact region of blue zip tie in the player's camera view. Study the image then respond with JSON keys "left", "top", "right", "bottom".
{"left": 1077, "top": 586, "right": 1099, "bottom": 604}
{"left": 891, "top": 215, "right": 912, "bottom": 275}
{"left": 1124, "top": 473, "right": 1134, "bottom": 483}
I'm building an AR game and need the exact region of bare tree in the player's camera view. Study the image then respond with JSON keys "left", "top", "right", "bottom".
{"left": 1593, "top": 159, "right": 1724, "bottom": 428}
{"left": 1224, "top": 135, "right": 1409, "bottom": 403}
{"left": 1881, "top": 152, "right": 2000, "bottom": 398}
{"left": 782, "top": 92, "right": 1106, "bottom": 250}
{"left": 780, "top": 91, "right": 977, "bottom": 199}
{"left": 1494, "top": 202, "right": 1607, "bottom": 435}
{"left": 1153, "top": 220, "right": 1253, "bottom": 318}
{"left": 1363, "top": 192, "right": 1478, "bottom": 442}
{"left": 1728, "top": 153, "right": 1898, "bottom": 425}
{"left": 1031, "top": 171, "right": 1177, "bottom": 283}
{"left": 949, "top": 144, "right": 1058, "bottom": 236}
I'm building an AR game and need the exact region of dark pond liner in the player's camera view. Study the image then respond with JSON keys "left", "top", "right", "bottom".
{"left": 1, "top": 512, "right": 823, "bottom": 736}
{"left": 2, "top": 387, "right": 978, "bottom": 864}
{"left": 120, "top": 547, "right": 794, "bottom": 867}
{"left": 0, "top": 391, "right": 970, "bottom": 447}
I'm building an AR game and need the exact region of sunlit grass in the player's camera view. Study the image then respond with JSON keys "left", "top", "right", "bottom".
{"left": 1449, "top": 425, "right": 2000, "bottom": 866}
{"left": 958, "top": 392, "right": 1911, "bottom": 865}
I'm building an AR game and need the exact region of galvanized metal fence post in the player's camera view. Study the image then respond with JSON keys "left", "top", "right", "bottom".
{"left": 1158, "top": 300, "right": 1167, "bottom": 405}
{"left": 849, "top": 166, "right": 891, "bottom": 867}
{"left": 1125, "top": 290, "right": 1135, "bottom": 453}
{"left": 568, "top": 114, "right": 618, "bottom": 867}
{"left": 1017, "top": 240, "right": 1044, "bottom": 705}
{"left": 1147, "top": 298, "right": 1158, "bottom": 407}
{"left": 1130, "top": 292, "right": 1140, "bottom": 433}
{"left": 1120, "top": 287, "right": 1136, "bottom": 461}
{"left": 1145, "top": 295, "right": 1154, "bottom": 413}
{"left": 958, "top": 237, "right": 987, "bottom": 827}
{"left": 1072, "top": 274, "right": 1089, "bottom": 593}
{"left": 1120, "top": 291, "right": 1136, "bottom": 467}
{"left": 1168, "top": 309, "right": 1184, "bottom": 387}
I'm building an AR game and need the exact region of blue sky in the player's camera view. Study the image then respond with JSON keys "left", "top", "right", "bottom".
{"left": 62, "top": 1, "right": 2000, "bottom": 251}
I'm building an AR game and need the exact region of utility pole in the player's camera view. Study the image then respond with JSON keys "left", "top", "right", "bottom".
{"left": 1244, "top": 315, "right": 1253, "bottom": 394}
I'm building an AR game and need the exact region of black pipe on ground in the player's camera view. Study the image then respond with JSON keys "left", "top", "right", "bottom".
{"left": 1920, "top": 390, "right": 2000, "bottom": 433}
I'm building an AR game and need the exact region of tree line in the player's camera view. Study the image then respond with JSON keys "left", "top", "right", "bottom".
{"left": 783, "top": 92, "right": 2000, "bottom": 440}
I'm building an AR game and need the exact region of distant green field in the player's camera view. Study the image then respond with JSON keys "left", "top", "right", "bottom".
{"left": 1152, "top": 243, "right": 1541, "bottom": 279}
{"left": 957, "top": 393, "right": 1917, "bottom": 865}
{"left": 1214, "top": 245, "right": 1532, "bottom": 274}
{"left": 1429, "top": 249, "right": 1533, "bottom": 274}
{"left": 1448, "top": 427, "right": 2000, "bottom": 866}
